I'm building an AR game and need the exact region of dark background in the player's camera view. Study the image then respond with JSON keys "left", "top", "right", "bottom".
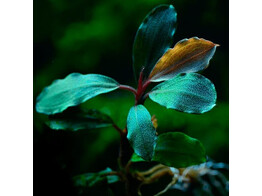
{"left": 34, "top": 0, "right": 229, "bottom": 195}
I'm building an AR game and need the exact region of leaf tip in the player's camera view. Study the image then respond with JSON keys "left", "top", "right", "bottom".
{"left": 169, "top": 4, "right": 175, "bottom": 10}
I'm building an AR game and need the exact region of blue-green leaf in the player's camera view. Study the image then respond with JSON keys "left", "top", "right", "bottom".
{"left": 132, "top": 5, "right": 177, "bottom": 80}
{"left": 153, "top": 132, "right": 206, "bottom": 168}
{"left": 47, "top": 107, "right": 113, "bottom": 131}
{"left": 36, "top": 73, "right": 119, "bottom": 115}
{"left": 127, "top": 105, "right": 157, "bottom": 161}
{"left": 149, "top": 73, "right": 217, "bottom": 114}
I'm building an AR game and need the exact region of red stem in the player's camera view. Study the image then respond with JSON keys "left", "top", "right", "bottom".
{"left": 137, "top": 69, "right": 144, "bottom": 93}
{"left": 119, "top": 69, "right": 151, "bottom": 105}
{"left": 135, "top": 78, "right": 151, "bottom": 105}
{"left": 141, "top": 80, "right": 151, "bottom": 93}
{"left": 113, "top": 124, "right": 124, "bottom": 135}
{"left": 119, "top": 85, "right": 137, "bottom": 96}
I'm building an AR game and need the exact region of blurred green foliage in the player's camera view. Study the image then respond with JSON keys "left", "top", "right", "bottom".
{"left": 34, "top": 0, "right": 228, "bottom": 195}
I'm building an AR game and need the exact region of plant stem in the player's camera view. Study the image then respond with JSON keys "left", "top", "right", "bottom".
{"left": 125, "top": 173, "right": 142, "bottom": 196}
{"left": 139, "top": 164, "right": 167, "bottom": 176}
{"left": 112, "top": 123, "right": 124, "bottom": 135}
{"left": 118, "top": 72, "right": 154, "bottom": 195}
{"left": 119, "top": 128, "right": 134, "bottom": 167}
{"left": 141, "top": 80, "right": 151, "bottom": 94}
{"left": 135, "top": 71, "right": 151, "bottom": 105}
{"left": 119, "top": 85, "right": 137, "bottom": 96}
{"left": 137, "top": 69, "right": 144, "bottom": 95}
{"left": 117, "top": 127, "right": 141, "bottom": 196}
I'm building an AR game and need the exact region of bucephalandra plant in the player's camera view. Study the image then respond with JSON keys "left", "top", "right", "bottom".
{"left": 36, "top": 4, "right": 226, "bottom": 196}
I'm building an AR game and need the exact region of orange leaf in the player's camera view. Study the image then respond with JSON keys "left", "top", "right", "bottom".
{"left": 149, "top": 37, "right": 218, "bottom": 82}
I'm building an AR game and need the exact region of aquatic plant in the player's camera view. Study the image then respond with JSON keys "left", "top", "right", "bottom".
{"left": 36, "top": 4, "right": 227, "bottom": 196}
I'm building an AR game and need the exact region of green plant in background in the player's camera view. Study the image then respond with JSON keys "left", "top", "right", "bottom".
{"left": 36, "top": 4, "right": 228, "bottom": 196}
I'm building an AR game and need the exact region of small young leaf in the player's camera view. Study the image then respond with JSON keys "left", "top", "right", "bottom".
{"left": 47, "top": 107, "right": 113, "bottom": 131}
{"left": 36, "top": 73, "right": 119, "bottom": 115}
{"left": 130, "top": 153, "right": 146, "bottom": 162}
{"left": 149, "top": 73, "right": 217, "bottom": 114}
{"left": 153, "top": 132, "right": 206, "bottom": 168}
{"left": 127, "top": 105, "right": 157, "bottom": 161}
{"left": 149, "top": 37, "right": 218, "bottom": 82}
{"left": 133, "top": 5, "right": 177, "bottom": 80}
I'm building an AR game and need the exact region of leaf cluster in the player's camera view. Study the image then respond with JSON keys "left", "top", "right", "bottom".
{"left": 35, "top": 4, "right": 221, "bottom": 195}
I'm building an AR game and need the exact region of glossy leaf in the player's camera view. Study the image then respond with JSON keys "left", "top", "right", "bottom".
{"left": 149, "top": 37, "right": 218, "bottom": 82}
{"left": 132, "top": 5, "right": 177, "bottom": 80}
{"left": 36, "top": 73, "right": 119, "bottom": 115}
{"left": 130, "top": 153, "right": 146, "bottom": 162}
{"left": 153, "top": 132, "right": 206, "bottom": 168}
{"left": 127, "top": 105, "right": 157, "bottom": 161}
{"left": 73, "top": 168, "right": 120, "bottom": 188}
{"left": 47, "top": 107, "right": 113, "bottom": 131}
{"left": 149, "top": 73, "right": 217, "bottom": 114}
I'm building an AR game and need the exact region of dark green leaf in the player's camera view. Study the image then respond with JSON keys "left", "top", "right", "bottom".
{"left": 149, "top": 73, "right": 217, "bottom": 114}
{"left": 36, "top": 73, "right": 119, "bottom": 115}
{"left": 73, "top": 168, "right": 120, "bottom": 188}
{"left": 127, "top": 105, "right": 157, "bottom": 161}
{"left": 133, "top": 5, "right": 177, "bottom": 80}
{"left": 153, "top": 132, "right": 206, "bottom": 168}
{"left": 47, "top": 107, "right": 113, "bottom": 131}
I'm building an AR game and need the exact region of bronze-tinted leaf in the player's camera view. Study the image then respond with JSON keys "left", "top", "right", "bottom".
{"left": 149, "top": 37, "right": 218, "bottom": 82}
